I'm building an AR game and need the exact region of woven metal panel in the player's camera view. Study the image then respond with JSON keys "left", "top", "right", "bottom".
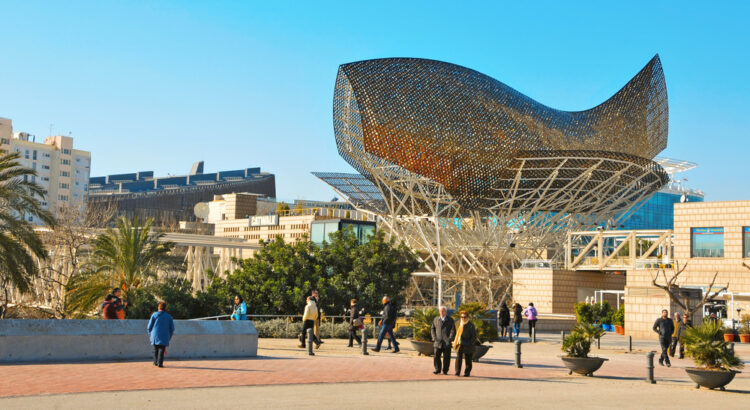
{"left": 332, "top": 56, "right": 668, "bottom": 211}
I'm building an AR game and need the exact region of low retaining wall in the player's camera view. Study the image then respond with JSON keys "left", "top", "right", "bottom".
{"left": 0, "top": 319, "right": 257, "bottom": 363}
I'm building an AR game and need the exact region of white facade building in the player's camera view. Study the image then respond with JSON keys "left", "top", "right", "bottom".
{"left": 0, "top": 117, "right": 91, "bottom": 224}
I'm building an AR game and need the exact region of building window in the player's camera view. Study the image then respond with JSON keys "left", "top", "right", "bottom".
{"left": 42, "top": 165, "right": 50, "bottom": 170}
{"left": 60, "top": 183, "right": 69, "bottom": 189}
{"left": 63, "top": 148, "right": 71, "bottom": 155}
{"left": 33, "top": 150, "right": 37, "bottom": 160}
{"left": 44, "top": 153, "right": 50, "bottom": 157}
{"left": 58, "top": 195, "right": 68, "bottom": 201}
{"left": 0, "top": 138, "right": 8, "bottom": 144}
{"left": 42, "top": 177, "right": 49, "bottom": 181}
{"left": 61, "top": 159, "right": 70, "bottom": 165}
{"left": 744, "top": 227, "right": 750, "bottom": 258}
{"left": 61, "top": 171, "right": 70, "bottom": 177}
{"left": 691, "top": 227, "right": 724, "bottom": 258}
{"left": 25, "top": 150, "right": 29, "bottom": 159}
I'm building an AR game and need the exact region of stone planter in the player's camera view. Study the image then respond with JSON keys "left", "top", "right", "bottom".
{"left": 472, "top": 344, "right": 492, "bottom": 362}
{"left": 410, "top": 340, "right": 435, "bottom": 356}
{"left": 685, "top": 367, "right": 739, "bottom": 391}
{"left": 738, "top": 334, "right": 750, "bottom": 343}
{"left": 561, "top": 356, "right": 608, "bottom": 376}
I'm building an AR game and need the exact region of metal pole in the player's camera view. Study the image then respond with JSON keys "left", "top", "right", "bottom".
{"left": 514, "top": 340, "right": 523, "bottom": 368}
{"left": 509, "top": 328, "right": 513, "bottom": 343}
{"left": 307, "top": 328, "right": 315, "bottom": 356}
{"left": 561, "top": 331, "right": 565, "bottom": 344}
{"left": 532, "top": 327, "right": 536, "bottom": 343}
{"left": 362, "top": 327, "right": 369, "bottom": 355}
{"left": 628, "top": 335, "right": 632, "bottom": 352}
{"left": 646, "top": 351, "right": 656, "bottom": 384}
{"left": 597, "top": 336, "right": 601, "bottom": 350}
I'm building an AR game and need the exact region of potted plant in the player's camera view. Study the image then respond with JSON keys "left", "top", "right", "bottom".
{"left": 453, "top": 302, "right": 498, "bottom": 361}
{"left": 683, "top": 321, "right": 744, "bottom": 390}
{"left": 560, "top": 323, "right": 608, "bottom": 376}
{"left": 738, "top": 314, "right": 750, "bottom": 344}
{"left": 723, "top": 326, "right": 735, "bottom": 342}
{"left": 409, "top": 307, "right": 439, "bottom": 356}
{"left": 612, "top": 305, "right": 625, "bottom": 335}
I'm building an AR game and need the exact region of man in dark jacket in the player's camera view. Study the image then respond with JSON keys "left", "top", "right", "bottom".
{"left": 498, "top": 302, "right": 511, "bottom": 339}
{"left": 372, "top": 296, "right": 399, "bottom": 353}
{"left": 653, "top": 309, "right": 675, "bottom": 367}
{"left": 431, "top": 306, "right": 456, "bottom": 375}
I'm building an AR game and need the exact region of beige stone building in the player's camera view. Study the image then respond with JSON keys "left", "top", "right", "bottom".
{"left": 0, "top": 118, "right": 91, "bottom": 224}
{"left": 625, "top": 200, "right": 750, "bottom": 338}
{"left": 195, "top": 193, "right": 375, "bottom": 257}
{"left": 513, "top": 200, "right": 750, "bottom": 338}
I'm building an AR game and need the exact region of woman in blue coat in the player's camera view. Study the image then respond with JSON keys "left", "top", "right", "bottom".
{"left": 231, "top": 295, "right": 247, "bottom": 320}
{"left": 147, "top": 301, "right": 175, "bottom": 367}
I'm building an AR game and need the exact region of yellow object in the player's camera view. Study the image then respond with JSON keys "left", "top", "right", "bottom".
{"left": 302, "top": 301, "right": 318, "bottom": 321}
{"left": 453, "top": 321, "right": 465, "bottom": 350}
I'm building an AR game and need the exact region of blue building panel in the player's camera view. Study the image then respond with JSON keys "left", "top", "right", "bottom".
{"left": 618, "top": 191, "right": 704, "bottom": 230}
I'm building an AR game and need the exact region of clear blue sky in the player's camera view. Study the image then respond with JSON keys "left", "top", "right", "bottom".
{"left": 1, "top": 1, "right": 748, "bottom": 201}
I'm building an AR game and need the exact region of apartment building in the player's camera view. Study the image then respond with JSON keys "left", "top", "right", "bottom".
{"left": 0, "top": 118, "right": 91, "bottom": 224}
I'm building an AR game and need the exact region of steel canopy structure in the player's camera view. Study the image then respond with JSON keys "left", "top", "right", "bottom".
{"left": 317, "top": 55, "right": 670, "bottom": 307}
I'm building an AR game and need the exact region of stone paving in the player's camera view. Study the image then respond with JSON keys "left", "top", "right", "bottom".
{"left": 1, "top": 335, "right": 748, "bottom": 399}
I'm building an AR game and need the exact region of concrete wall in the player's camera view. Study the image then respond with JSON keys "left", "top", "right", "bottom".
{"left": 0, "top": 320, "right": 257, "bottom": 363}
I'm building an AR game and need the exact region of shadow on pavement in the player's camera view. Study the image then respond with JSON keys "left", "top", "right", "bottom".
{"left": 165, "top": 365, "right": 270, "bottom": 373}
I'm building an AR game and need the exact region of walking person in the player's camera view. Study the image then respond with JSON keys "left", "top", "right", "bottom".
{"left": 498, "top": 301, "right": 511, "bottom": 340}
{"left": 669, "top": 312, "right": 681, "bottom": 358}
{"left": 371, "top": 296, "right": 400, "bottom": 353}
{"left": 523, "top": 302, "right": 538, "bottom": 338}
{"left": 298, "top": 296, "right": 319, "bottom": 349}
{"left": 453, "top": 310, "right": 477, "bottom": 377}
{"left": 231, "top": 295, "right": 247, "bottom": 321}
{"left": 653, "top": 309, "right": 675, "bottom": 367}
{"left": 101, "top": 294, "right": 117, "bottom": 319}
{"left": 673, "top": 313, "right": 690, "bottom": 359}
{"left": 431, "top": 306, "right": 455, "bottom": 375}
{"left": 147, "top": 301, "right": 174, "bottom": 368}
{"left": 512, "top": 303, "right": 523, "bottom": 337}
{"left": 347, "top": 298, "right": 363, "bottom": 347}
{"left": 311, "top": 290, "right": 323, "bottom": 347}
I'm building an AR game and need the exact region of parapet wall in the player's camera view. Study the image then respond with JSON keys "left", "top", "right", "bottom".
{"left": 0, "top": 319, "right": 258, "bottom": 363}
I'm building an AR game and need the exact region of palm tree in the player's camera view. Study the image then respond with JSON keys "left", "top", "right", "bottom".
{"left": 66, "top": 216, "right": 175, "bottom": 316}
{"left": 0, "top": 152, "right": 54, "bottom": 316}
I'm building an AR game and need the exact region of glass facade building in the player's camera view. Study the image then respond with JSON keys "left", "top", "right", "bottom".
{"left": 310, "top": 219, "right": 376, "bottom": 245}
{"left": 618, "top": 189, "right": 704, "bottom": 230}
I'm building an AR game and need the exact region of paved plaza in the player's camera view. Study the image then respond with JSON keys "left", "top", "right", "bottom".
{"left": 1, "top": 334, "right": 748, "bottom": 409}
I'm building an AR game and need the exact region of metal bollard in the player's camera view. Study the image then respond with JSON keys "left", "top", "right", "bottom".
{"left": 561, "top": 330, "right": 565, "bottom": 344}
{"left": 515, "top": 340, "right": 523, "bottom": 368}
{"left": 532, "top": 328, "right": 536, "bottom": 343}
{"left": 509, "top": 329, "right": 513, "bottom": 343}
{"left": 307, "top": 328, "right": 315, "bottom": 356}
{"left": 628, "top": 335, "right": 632, "bottom": 352}
{"left": 362, "top": 327, "right": 369, "bottom": 355}
{"left": 597, "top": 336, "right": 601, "bottom": 349}
{"left": 730, "top": 342, "right": 735, "bottom": 354}
{"left": 646, "top": 351, "right": 656, "bottom": 384}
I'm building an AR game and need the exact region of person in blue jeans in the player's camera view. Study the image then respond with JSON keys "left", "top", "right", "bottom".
{"left": 512, "top": 303, "right": 523, "bottom": 337}
{"left": 147, "top": 301, "right": 175, "bottom": 367}
{"left": 371, "top": 296, "right": 399, "bottom": 353}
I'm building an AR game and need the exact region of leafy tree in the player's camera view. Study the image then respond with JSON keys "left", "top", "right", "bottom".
{"left": 126, "top": 277, "right": 223, "bottom": 319}
{"left": 0, "top": 152, "right": 55, "bottom": 317}
{"left": 65, "top": 217, "right": 175, "bottom": 316}
{"left": 207, "top": 228, "right": 420, "bottom": 317}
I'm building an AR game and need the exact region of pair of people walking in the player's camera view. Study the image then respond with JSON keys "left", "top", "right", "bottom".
{"left": 431, "top": 307, "right": 477, "bottom": 377}
{"left": 299, "top": 296, "right": 322, "bottom": 348}
{"left": 653, "top": 310, "right": 691, "bottom": 365}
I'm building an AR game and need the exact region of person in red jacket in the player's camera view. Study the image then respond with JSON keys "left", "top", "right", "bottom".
{"left": 102, "top": 294, "right": 118, "bottom": 319}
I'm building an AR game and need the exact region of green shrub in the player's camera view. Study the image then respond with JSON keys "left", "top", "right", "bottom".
{"left": 395, "top": 326, "right": 413, "bottom": 339}
{"left": 410, "top": 307, "right": 439, "bottom": 341}
{"left": 562, "top": 323, "right": 604, "bottom": 358}
{"left": 453, "top": 302, "right": 498, "bottom": 344}
{"left": 254, "top": 318, "right": 303, "bottom": 338}
{"left": 574, "top": 302, "right": 593, "bottom": 324}
{"left": 683, "top": 321, "right": 744, "bottom": 371}
{"left": 612, "top": 305, "right": 625, "bottom": 327}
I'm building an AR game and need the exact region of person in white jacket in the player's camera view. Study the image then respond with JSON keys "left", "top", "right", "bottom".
{"left": 298, "top": 297, "right": 319, "bottom": 348}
